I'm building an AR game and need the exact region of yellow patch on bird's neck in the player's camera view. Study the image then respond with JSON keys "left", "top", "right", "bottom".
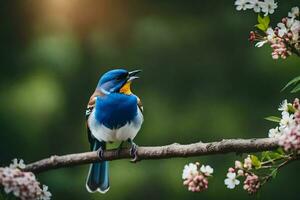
{"left": 119, "top": 82, "right": 132, "bottom": 95}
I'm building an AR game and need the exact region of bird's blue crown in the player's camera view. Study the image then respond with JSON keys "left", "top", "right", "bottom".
{"left": 97, "top": 69, "right": 129, "bottom": 94}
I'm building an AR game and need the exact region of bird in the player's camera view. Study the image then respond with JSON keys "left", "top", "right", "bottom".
{"left": 85, "top": 69, "right": 144, "bottom": 193}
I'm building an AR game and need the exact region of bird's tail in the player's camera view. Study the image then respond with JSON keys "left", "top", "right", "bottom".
{"left": 86, "top": 141, "right": 109, "bottom": 193}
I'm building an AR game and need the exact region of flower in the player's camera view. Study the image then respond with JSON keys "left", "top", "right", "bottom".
{"left": 260, "top": 0, "right": 278, "bottom": 16}
{"left": 182, "top": 163, "right": 198, "bottom": 179}
{"left": 278, "top": 99, "right": 288, "bottom": 112}
{"left": 237, "top": 169, "right": 244, "bottom": 176}
{"left": 9, "top": 158, "right": 26, "bottom": 169}
{"left": 291, "top": 20, "right": 300, "bottom": 40}
{"left": 266, "top": 27, "right": 275, "bottom": 41}
{"left": 200, "top": 165, "right": 214, "bottom": 176}
{"left": 41, "top": 185, "right": 52, "bottom": 200}
{"left": 183, "top": 174, "right": 209, "bottom": 192}
{"left": 234, "top": 161, "right": 242, "bottom": 169}
{"left": 234, "top": 0, "right": 250, "bottom": 11}
{"left": 293, "top": 98, "right": 300, "bottom": 110}
{"left": 288, "top": 6, "right": 299, "bottom": 18}
{"left": 279, "top": 125, "right": 300, "bottom": 152}
{"left": 224, "top": 172, "right": 240, "bottom": 189}
{"left": 243, "top": 174, "right": 260, "bottom": 194}
{"left": 277, "top": 23, "right": 288, "bottom": 37}
{"left": 255, "top": 40, "right": 268, "bottom": 47}
{"left": 268, "top": 127, "right": 281, "bottom": 138}
{"left": 247, "top": 0, "right": 261, "bottom": 13}
{"left": 280, "top": 112, "right": 295, "bottom": 128}
{"left": 243, "top": 155, "right": 252, "bottom": 170}
{"left": 182, "top": 162, "right": 212, "bottom": 193}
{"left": 228, "top": 167, "right": 235, "bottom": 173}
{"left": 0, "top": 167, "right": 51, "bottom": 200}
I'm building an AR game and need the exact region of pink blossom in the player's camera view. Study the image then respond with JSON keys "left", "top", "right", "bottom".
{"left": 182, "top": 162, "right": 213, "bottom": 192}
{"left": 183, "top": 174, "right": 209, "bottom": 192}
{"left": 0, "top": 167, "right": 51, "bottom": 200}
{"left": 293, "top": 98, "right": 300, "bottom": 110}
{"left": 243, "top": 174, "right": 260, "bottom": 194}
{"left": 228, "top": 167, "right": 235, "bottom": 173}
{"left": 279, "top": 125, "right": 300, "bottom": 152}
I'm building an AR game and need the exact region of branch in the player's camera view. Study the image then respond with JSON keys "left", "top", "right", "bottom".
{"left": 23, "top": 138, "right": 279, "bottom": 174}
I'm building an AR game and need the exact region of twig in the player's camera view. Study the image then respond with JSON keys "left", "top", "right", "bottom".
{"left": 22, "top": 138, "right": 279, "bottom": 173}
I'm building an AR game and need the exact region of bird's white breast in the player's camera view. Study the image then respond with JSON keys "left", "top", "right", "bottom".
{"left": 88, "top": 107, "right": 143, "bottom": 142}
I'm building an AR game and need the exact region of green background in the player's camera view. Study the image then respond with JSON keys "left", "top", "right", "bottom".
{"left": 0, "top": 0, "right": 299, "bottom": 199}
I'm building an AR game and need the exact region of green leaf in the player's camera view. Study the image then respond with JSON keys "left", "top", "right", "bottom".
{"left": 264, "top": 16, "right": 270, "bottom": 27}
{"left": 281, "top": 75, "right": 300, "bottom": 92}
{"left": 255, "top": 23, "right": 267, "bottom": 31}
{"left": 251, "top": 155, "right": 261, "bottom": 169}
{"left": 270, "top": 168, "right": 278, "bottom": 179}
{"left": 291, "top": 83, "right": 300, "bottom": 93}
{"left": 261, "top": 151, "right": 272, "bottom": 161}
{"left": 255, "top": 15, "right": 270, "bottom": 31}
{"left": 257, "top": 14, "right": 264, "bottom": 24}
{"left": 264, "top": 116, "right": 281, "bottom": 123}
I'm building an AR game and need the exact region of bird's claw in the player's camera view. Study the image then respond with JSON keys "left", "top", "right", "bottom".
{"left": 97, "top": 146, "right": 104, "bottom": 161}
{"left": 128, "top": 140, "right": 138, "bottom": 162}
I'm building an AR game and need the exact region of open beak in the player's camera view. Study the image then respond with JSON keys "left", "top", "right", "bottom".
{"left": 128, "top": 69, "right": 142, "bottom": 82}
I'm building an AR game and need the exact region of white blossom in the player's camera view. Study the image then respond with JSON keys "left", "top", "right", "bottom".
{"left": 255, "top": 40, "right": 268, "bottom": 47}
{"left": 280, "top": 112, "right": 295, "bottom": 128}
{"left": 278, "top": 99, "right": 289, "bottom": 112}
{"left": 9, "top": 158, "right": 26, "bottom": 169}
{"left": 200, "top": 165, "right": 214, "bottom": 176}
{"left": 260, "top": 0, "right": 278, "bottom": 16}
{"left": 40, "top": 185, "right": 52, "bottom": 200}
{"left": 224, "top": 172, "right": 240, "bottom": 189}
{"left": 268, "top": 127, "right": 281, "bottom": 138}
{"left": 266, "top": 27, "right": 275, "bottom": 41}
{"left": 288, "top": 6, "right": 299, "bottom": 18}
{"left": 247, "top": 0, "right": 261, "bottom": 13}
{"left": 182, "top": 163, "right": 198, "bottom": 179}
{"left": 234, "top": 0, "right": 250, "bottom": 11}
{"left": 277, "top": 23, "right": 288, "bottom": 37}
{"left": 291, "top": 20, "right": 300, "bottom": 41}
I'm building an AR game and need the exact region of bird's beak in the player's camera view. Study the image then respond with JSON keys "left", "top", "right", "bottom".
{"left": 128, "top": 69, "right": 142, "bottom": 82}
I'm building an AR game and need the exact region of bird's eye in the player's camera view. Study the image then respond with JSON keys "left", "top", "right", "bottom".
{"left": 116, "top": 75, "right": 123, "bottom": 80}
{"left": 116, "top": 73, "right": 128, "bottom": 80}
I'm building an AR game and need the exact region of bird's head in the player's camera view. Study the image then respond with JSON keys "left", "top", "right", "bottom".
{"left": 97, "top": 69, "right": 141, "bottom": 95}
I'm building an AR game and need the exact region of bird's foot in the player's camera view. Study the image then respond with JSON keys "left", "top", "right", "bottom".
{"left": 128, "top": 139, "right": 138, "bottom": 162}
{"left": 96, "top": 146, "right": 104, "bottom": 161}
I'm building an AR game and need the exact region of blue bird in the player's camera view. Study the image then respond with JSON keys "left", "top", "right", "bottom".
{"left": 85, "top": 69, "right": 143, "bottom": 193}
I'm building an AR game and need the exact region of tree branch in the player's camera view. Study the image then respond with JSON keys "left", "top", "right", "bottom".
{"left": 23, "top": 138, "right": 279, "bottom": 174}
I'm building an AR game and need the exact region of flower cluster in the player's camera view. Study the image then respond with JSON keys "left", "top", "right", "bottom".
{"left": 249, "top": 6, "right": 300, "bottom": 59}
{"left": 268, "top": 98, "right": 300, "bottom": 152}
{"left": 243, "top": 174, "right": 260, "bottom": 194}
{"left": 0, "top": 159, "right": 51, "bottom": 200}
{"left": 224, "top": 155, "right": 260, "bottom": 194}
{"left": 234, "top": 0, "right": 278, "bottom": 16}
{"left": 235, "top": 0, "right": 300, "bottom": 60}
{"left": 182, "top": 162, "right": 213, "bottom": 192}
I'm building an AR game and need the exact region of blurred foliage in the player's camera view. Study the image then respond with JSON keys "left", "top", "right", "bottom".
{"left": 0, "top": 0, "right": 300, "bottom": 199}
